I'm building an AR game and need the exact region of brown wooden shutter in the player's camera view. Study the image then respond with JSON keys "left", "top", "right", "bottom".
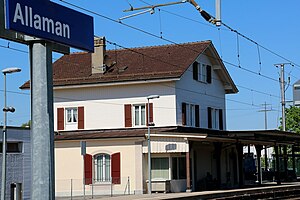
{"left": 206, "top": 65, "right": 212, "bottom": 83}
{"left": 84, "top": 154, "right": 93, "bottom": 185}
{"left": 219, "top": 109, "right": 223, "bottom": 130}
{"left": 146, "top": 103, "right": 153, "bottom": 126}
{"left": 78, "top": 106, "right": 84, "bottom": 129}
{"left": 208, "top": 107, "right": 212, "bottom": 129}
{"left": 124, "top": 104, "right": 132, "bottom": 127}
{"left": 57, "top": 108, "right": 64, "bottom": 130}
{"left": 193, "top": 62, "right": 198, "bottom": 80}
{"left": 111, "top": 152, "right": 121, "bottom": 184}
{"left": 182, "top": 102, "right": 186, "bottom": 125}
{"left": 195, "top": 105, "right": 200, "bottom": 127}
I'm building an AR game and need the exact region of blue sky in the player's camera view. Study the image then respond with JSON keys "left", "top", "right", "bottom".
{"left": 0, "top": 0, "right": 299, "bottom": 130}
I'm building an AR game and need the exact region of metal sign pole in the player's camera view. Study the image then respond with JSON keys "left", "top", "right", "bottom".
{"left": 30, "top": 41, "right": 54, "bottom": 199}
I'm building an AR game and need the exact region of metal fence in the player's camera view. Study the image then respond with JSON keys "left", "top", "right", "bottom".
{"left": 55, "top": 176, "right": 131, "bottom": 199}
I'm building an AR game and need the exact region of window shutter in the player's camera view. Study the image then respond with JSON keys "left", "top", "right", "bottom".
{"left": 219, "top": 109, "right": 224, "bottom": 130}
{"left": 195, "top": 105, "right": 200, "bottom": 127}
{"left": 57, "top": 108, "right": 64, "bottom": 130}
{"left": 193, "top": 61, "right": 198, "bottom": 80}
{"left": 207, "top": 107, "right": 212, "bottom": 129}
{"left": 206, "top": 65, "right": 212, "bottom": 83}
{"left": 78, "top": 107, "right": 84, "bottom": 129}
{"left": 182, "top": 102, "right": 187, "bottom": 125}
{"left": 124, "top": 104, "right": 132, "bottom": 127}
{"left": 111, "top": 152, "right": 121, "bottom": 184}
{"left": 146, "top": 103, "right": 153, "bottom": 126}
{"left": 84, "top": 154, "right": 93, "bottom": 185}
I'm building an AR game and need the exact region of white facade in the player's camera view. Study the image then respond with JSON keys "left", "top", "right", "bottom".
{"left": 54, "top": 81, "right": 177, "bottom": 131}
{"left": 53, "top": 53, "right": 227, "bottom": 132}
{"left": 53, "top": 43, "right": 237, "bottom": 196}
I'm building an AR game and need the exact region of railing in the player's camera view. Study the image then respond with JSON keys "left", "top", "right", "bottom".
{"left": 55, "top": 176, "right": 131, "bottom": 199}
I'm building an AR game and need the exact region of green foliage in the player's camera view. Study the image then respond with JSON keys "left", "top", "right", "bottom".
{"left": 21, "top": 120, "right": 31, "bottom": 128}
{"left": 279, "top": 106, "right": 300, "bottom": 133}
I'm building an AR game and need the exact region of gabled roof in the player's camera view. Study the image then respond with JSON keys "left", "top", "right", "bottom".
{"left": 20, "top": 41, "right": 238, "bottom": 93}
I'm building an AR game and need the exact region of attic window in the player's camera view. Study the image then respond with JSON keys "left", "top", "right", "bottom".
{"left": 193, "top": 62, "right": 212, "bottom": 84}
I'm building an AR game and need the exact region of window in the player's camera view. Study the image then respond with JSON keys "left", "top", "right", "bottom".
{"left": 66, "top": 108, "right": 78, "bottom": 123}
{"left": 172, "top": 157, "right": 186, "bottom": 179}
{"left": 186, "top": 104, "right": 195, "bottom": 127}
{"left": 134, "top": 105, "right": 146, "bottom": 126}
{"left": 295, "top": 86, "right": 300, "bottom": 90}
{"left": 208, "top": 107, "right": 223, "bottom": 130}
{"left": 212, "top": 108, "right": 220, "bottom": 129}
{"left": 152, "top": 157, "right": 169, "bottom": 180}
{"left": 182, "top": 103, "right": 200, "bottom": 127}
{"left": 199, "top": 63, "right": 207, "bottom": 82}
{"left": 0, "top": 142, "right": 22, "bottom": 153}
{"left": 94, "top": 154, "right": 111, "bottom": 182}
{"left": 193, "top": 61, "right": 212, "bottom": 83}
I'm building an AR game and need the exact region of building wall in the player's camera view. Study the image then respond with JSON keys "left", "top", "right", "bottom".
{"left": 293, "top": 83, "right": 300, "bottom": 106}
{"left": 0, "top": 127, "right": 31, "bottom": 200}
{"left": 176, "top": 54, "right": 226, "bottom": 129}
{"left": 54, "top": 81, "right": 177, "bottom": 131}
{"left": 55, "top": 138, "right": 144, "bottom": 196}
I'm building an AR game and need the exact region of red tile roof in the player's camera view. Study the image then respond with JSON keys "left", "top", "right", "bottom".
{"left": 20, "top": 41, "right": 212, "bottom": 88}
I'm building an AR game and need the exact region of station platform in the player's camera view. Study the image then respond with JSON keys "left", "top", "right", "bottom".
{"left": 94, "top": 182, "right": 300, "bottom": 200}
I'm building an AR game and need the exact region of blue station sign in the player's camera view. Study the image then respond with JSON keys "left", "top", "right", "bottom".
{"left": 5, "top": 0, "right": 94, "bottom": 52}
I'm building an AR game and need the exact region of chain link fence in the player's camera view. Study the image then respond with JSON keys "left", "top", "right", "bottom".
{"left": 55, "top": 176, "right": 131, "bottom": 199}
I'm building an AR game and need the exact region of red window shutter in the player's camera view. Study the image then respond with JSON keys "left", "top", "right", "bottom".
{"left": 195, "top": 105, "right": 200, "bottom": 127}
{"left": 182, "top": 103, "right": 186, "bottom": 125}
{"left": 84, "top": 154, "right": 93, "bottom": 185}
{"left": 57, "top": 108, "right": 64, "bottom": 130}
{"left": 124, "top": 104, "right": 132, "bottom": 127}
{"left": 111, "top": 152, "right": 121, "bottom": 184}
{"left": 78, "top": 107, "right": 84, "bottom": 129}
{"left": 146, "top": 103, "right": 153, "bottom": 126}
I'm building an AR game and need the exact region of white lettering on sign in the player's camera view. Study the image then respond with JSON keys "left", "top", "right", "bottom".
{"left": 13, "top": 3, "right": 70, "bottom": 39}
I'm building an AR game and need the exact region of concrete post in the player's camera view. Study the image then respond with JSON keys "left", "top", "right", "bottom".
{"left": 274, "top": 146, "right": 281, "bottom": 185}
{"left": 30, "top": 41, "right": 54, "bottom": 199}
{"left": 255, "top": 145, "right": 262, "bottom": 185}
{"left": 186, "top": 151, "right": 191, "bottom": 192}
{"left": 236, "top": 143, "right": 244, "bottom": 187}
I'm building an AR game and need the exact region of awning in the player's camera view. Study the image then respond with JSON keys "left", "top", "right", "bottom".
{"left": 142, "top": 133, "right": 207, "bottom": 153}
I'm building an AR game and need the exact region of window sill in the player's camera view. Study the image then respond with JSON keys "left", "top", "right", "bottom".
{"left": 93, "top": 181, "right": 112, "bottom": 185}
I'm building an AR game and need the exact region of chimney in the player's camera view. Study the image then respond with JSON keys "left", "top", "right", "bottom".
{"left": 92, "top": 37, "right": 106, "bottom": 74}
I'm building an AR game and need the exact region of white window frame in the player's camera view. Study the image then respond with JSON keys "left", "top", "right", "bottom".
{"left": 211, "top": 108, "right": 220, "bottom": 130}
{"left": 186, "top": 103, "right": 196, "bottom": 127}
{"left": 198, "top": 63, "right": 207, "bottom": 83}
{"left": 151, "top": 157, "right": 170, "bottom": 180}
{"left": 94, "top": 154, "right": 111, "bottom": 183}
{"left": 65, "top": 107, "right": 78, "bottom": 124}
{"left": 133, "top": 104, "right": 146, "bottom": 127}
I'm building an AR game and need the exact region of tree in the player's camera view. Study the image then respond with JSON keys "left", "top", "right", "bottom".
{"left": 21, "top": 120, "right": 31, "bottom": 128}
{"left": 279, "top": 106, "right": 300, "bottom": 133}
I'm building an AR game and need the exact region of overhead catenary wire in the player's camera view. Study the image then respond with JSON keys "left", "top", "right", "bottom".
{"left": 0, "top": 1, "right": 294, "bottom": 114}
{"left": 0, "top": 35, "right": 290, "bottom": 106}
{"left": 221, "top": 22, "right": 300, "bottom": 72}
{"left": 105, "top": 39, "right": 293, "bottom": 99}
{"left": 0, "top": 36, "right": 292, "bottom": 105}
{"left": 58, "top": 0, "right": 298, "bottom": 89}
{"left": 137, "top": 0, "right": 300, "bottom": 72}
